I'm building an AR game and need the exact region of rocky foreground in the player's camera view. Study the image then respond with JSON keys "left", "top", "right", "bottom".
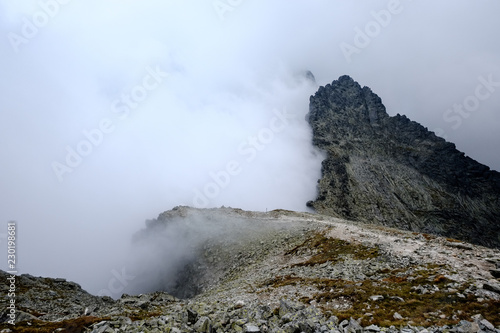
{"left": 1, "top": 207, "right": 500, "bottom": 332}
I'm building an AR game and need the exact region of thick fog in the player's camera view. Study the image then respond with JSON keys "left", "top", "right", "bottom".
{"left": 0, "top": 1, "right": 499, "bottom": 295}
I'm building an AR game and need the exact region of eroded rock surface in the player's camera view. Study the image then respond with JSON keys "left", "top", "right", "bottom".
{"left": 306, "top": 75, "right": 500, "bottom": 248}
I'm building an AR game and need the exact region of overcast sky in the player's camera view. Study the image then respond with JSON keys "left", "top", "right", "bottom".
{"left": 1, "top": 1, "right": 499, "bottom": 295}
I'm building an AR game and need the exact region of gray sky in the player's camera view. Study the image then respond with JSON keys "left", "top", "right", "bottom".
{"left": 1, "top": 1, "right": 499, "bottom": 294}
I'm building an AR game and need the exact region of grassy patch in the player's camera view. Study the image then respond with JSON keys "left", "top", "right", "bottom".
{"left": 422, "top": 233, "right": 435, "bottom": 241}
{"left": 269, "top": 209, "right": 297, "bottom": 218}
{"left": 446, "top": 238, "right": 462, "bottom": 243}
{"left": 127, "top": 309, "right": 164, "bottom": 321}
{"left": 285, "top": 231, "right": 379, "bottom": 266}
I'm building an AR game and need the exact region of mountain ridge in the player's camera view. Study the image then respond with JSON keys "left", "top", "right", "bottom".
{"left": 306, "top": 75, "right": 500, "bottom": 248}
{"left": 1, "top": 207, "right": 500, "bottom": 332}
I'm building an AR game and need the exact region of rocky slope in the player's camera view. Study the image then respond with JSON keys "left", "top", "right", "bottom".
{"left": 1, "top": 207, "right": 500, "bottom": 332}
{"left": 306, "top": 75, "right": 500, "bottom": 248}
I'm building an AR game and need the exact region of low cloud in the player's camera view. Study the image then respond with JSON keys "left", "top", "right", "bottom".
{"left": 0, "top": 1, "right": 498, "bottom": 295}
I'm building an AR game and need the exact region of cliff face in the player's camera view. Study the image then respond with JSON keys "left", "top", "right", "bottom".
{"left": 306, "top": 75, "right": 500, "bottom": 248}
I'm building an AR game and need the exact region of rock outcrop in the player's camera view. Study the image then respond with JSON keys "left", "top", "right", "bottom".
{"left": 306, "top": 75, "right": 500, "bottom": 248}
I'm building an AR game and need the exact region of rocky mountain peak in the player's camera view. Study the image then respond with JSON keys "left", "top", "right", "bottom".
{"left": 307, "top": 76, "right": 500, "bottom": 248}
{"left": 308, "top": 75, "right": 387, "bottom": 127}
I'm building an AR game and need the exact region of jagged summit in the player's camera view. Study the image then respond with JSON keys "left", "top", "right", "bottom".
{"left": 307, "top": 75, "right": 500, "bottom": 248}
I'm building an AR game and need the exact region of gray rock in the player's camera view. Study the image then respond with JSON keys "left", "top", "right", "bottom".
{"left": 483, "top": 283, "right": 500, "bottom": 294}
{"left": 278, "top": 299, "right": 304, "bottom": 318}
{"left": 93, "top": 324, "right": 114, "bottom": 333}
{"left": 297, "top": 320, "right": 314, "bottom": 333}
{"left": 187, "top": 308, "right": 199, "bottom": 324}
{"left": 445, "top": 242, "right": 474, "bottom": 250}
{"left": 390, "top": 296, "right": 405, "bottom": 302}
{"left": 365, "top": 324, "right": 381, "bottom": 332}
{"left": 479, "top": 319, "right": 495, "bottom": 332}
{"left": 234, "top": 300, "right": 246, "bottom": 309}
{"left": 471, "top": 314, "right": 485, "bottom": 322}
{"left": 282, "top": 322, "right": 300, "bottom": 333}
{"left": 412, "top": 285, "right": 429, "bottom": 294}
{"left": 346, "top": 318, "right": 363, "bottom": 333}
{"left": 257, "top": 305, "right": 273, "bottom": 320}
{"left": 306, "top": 75, "right": 500, "bottom": 248}
{"left": 485, "top": 258, "right": 500, "bottom": 265}
{"left": 393, "top": 312, "right": 404, "bottom": 320}
{"left": 326, "top": 316, "right": 339, "bottom": 326}
{"left": 456, "top": 320, "right": 479, "bottom": 333}
{"left": 194, "top": 316, "right": 211, "bottom": 333}
{"left": 245, "top": 324, "right": 261, "bottom": 332}
{"left": 490, "top": 269, "right": 500, "bottom": 278}
{"left": 280, "top": 313, "right": 294, "bottom": 324}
